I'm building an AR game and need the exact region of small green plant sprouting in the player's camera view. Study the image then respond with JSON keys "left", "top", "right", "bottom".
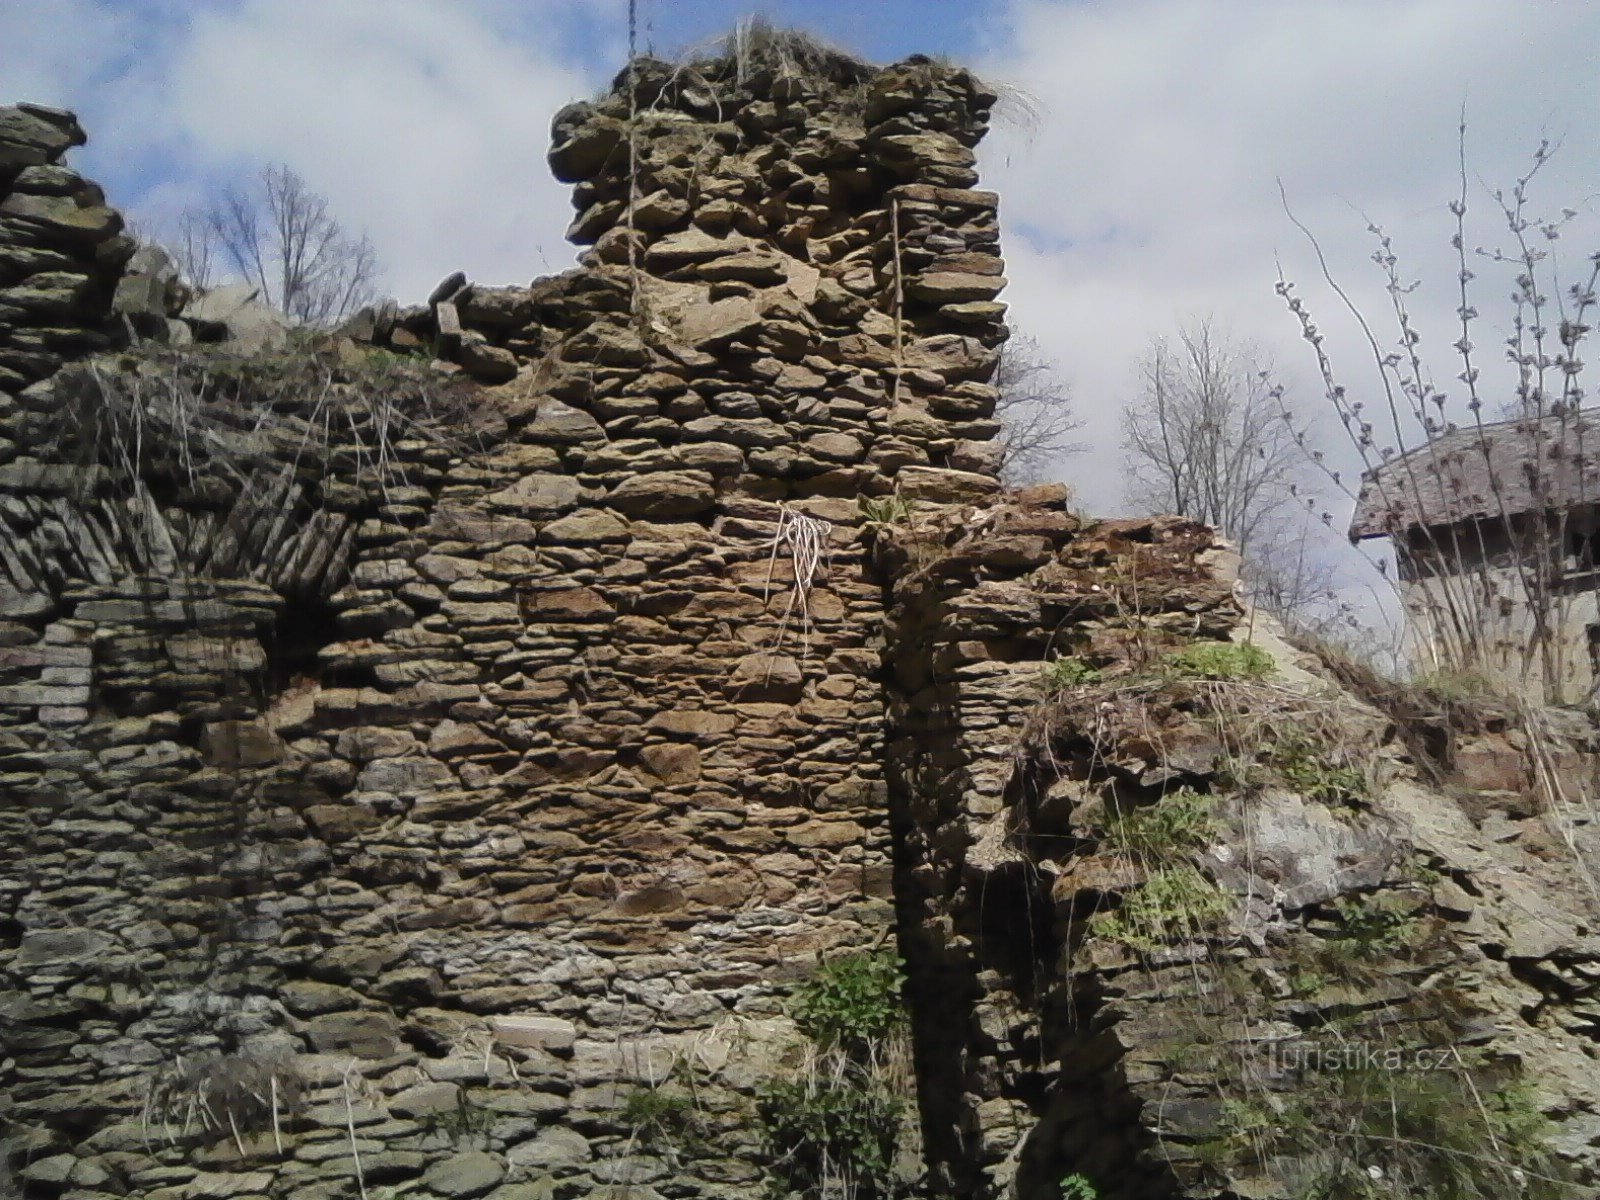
{"left": 758, "top": 1072, "right": 904, "bottom": 1199}
{"left": 1164, "top": 640, "right": 1275, "bottom": 682}
{"left": 1282, "top": 894, "right": 1431, "bottom": 990}
{"left": 1278, "top": 1069, "right": 1570, "bottom": 1200}
{"left": 789, "top": 950, "right": 906, "bottom": 1055}
{"left": 1326, "top": 893, "right": 1424, "bottom": 961}
{"left": 1483, "top": 1077, "right": 1557, "bottom": 1160}
{"left": 1058, "top": 1172, "right": 1100, "bottom": 1199}
{"left": 1412, "top": 666, "right": 1503, "bottom": 702}
{"left": 423, "top": 1093, "right": 493, "bottom": 1143}
{"left": 1040, "top": 655, "right": 1102, "bottom": 692}
{"left": 1216, "top": 1096, "right": 1279, "bottom": 1160}
{"left": 760, "top": 949, "right": 912, "bottom": 1199}
{"left": 1412, "top": 857, "right": 1446, "bottom": 887}
{"left": 1272, "top": 734, "right": 1368, "bottom": 808}
{"left": 1286, "top": 961, "right": 1330, "bottom": 997}
{"left": 859, "top": 495, "right": 915, "bottom": 526}
{"left": 1097, "top": 787, "right": 1215, "bottom": 863}
{"left": 621, "top": 1077, "right": 704, "bottom": 1153}
{"left": 1097, "top": 864, "right": 1231, "bottom": 953}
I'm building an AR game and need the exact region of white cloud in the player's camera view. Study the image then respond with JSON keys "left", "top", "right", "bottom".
{"left": 2, "top": 0, "right": 615, "bottom": 302}
{"left": 979, "top": 0, "right": 1600, "bottom": 527}
{"left": 0, "top": 1, "right": 142, "bottom": 105}
{"left": 175, "top": 0, "right": 622, "bottom": 298}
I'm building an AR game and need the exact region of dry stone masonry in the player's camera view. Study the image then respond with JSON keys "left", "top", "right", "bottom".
{"left": 0, "top": 45, "right": 1011, "bottom": 1200}
{"left": 879, "top": 504, "right": 1600, "bottom": 1198}
{"left": 5, "top": 35, "right": 1600, "bottom": 1200}
{"left": 0, "top": 105, "right": 132, "bottom": 404}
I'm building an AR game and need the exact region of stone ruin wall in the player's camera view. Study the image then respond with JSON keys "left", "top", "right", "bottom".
{"left": 880, "top": 505, "right": 1600, "bottom": 1199}
{"left": 8, "top": 43, "right": 1600, "bottom": 1200}
{"left": 0, "top": 56, "right": 1019, "bottom": 1200}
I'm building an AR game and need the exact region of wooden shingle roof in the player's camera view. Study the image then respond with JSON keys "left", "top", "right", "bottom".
{"left": 1348, "top": 411, "right": 1600, "bottom": 540}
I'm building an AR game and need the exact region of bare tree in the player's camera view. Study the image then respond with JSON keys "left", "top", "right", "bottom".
{"left": 993, "top": 334, "right": 1085, "bottom": 484}
{"left": 1240, "top": 532, "right": 1344, "bottom": 636}
{"left": 169, "top": 211, "right": 217, "bottom": 293}
{"left": 182, "top": 164, "right": 381, "bottom": 326}
{"left": 1120, "top": 320, "right": 1345, "bottom": 628}
{"left": 1122, "top": 320, "right": 1301, "bottom": 557}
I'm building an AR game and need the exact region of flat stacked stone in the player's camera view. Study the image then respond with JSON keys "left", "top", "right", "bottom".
{"left": 0, "top": 104, "right": 131, "bottom": 397}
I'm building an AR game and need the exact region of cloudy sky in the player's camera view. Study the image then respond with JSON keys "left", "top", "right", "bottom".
{"left": 6, "top": 0, "right": 1600, "bottom": 583}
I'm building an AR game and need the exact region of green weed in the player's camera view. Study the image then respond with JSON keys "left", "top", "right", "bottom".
{"left": 859, "top": 495, "right": 915, "bottom": 526}
{"left": 422, "top": 1093, "right": 493, "bottom": 1143}
{"left": 1272, "top": 733, "right": 1369, "bottom": 808}
{"left": 758, "top": 1074, "right": 903, "bottom": 1199}
{"left": 620, "top": 1079, "right": 705, "bottom": 1152}
{"left": 789, "top": 950, "right": 906, "bottom": 1056}
{"left": 1040, "top": 656, "right": 1102, "bottom": 691}
{"left": 1328, "top": 893, "right": 1423, "bottom": 961}
{"left": 1097, "top": 787, "right": 1215, "bottom": 863}
{"left": 1165, "top": 641, "right": 1275, "bottom": 682}
{"left": 762, "top": 948, "right": 912, "bottom": 1199}
{"left": 1097, "top": 864, "right": 1231, "bottom": 953}
{"left": 1285, "top": 1069, "right": 1571, "bottom": 1200}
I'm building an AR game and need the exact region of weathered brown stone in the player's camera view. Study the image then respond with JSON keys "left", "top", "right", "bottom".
{"left": 522, "top": 398, "right": 606, "bottom": 444}
{"left": 306, "top": 1011, "right": 403, "bottom": 1058}
{"left": 457, "top": 335, "right": 519, "bottom": 383}
{"left": 548, "top": 105, "right": 625, "bottom": 181}
{"left": 648, "top": 709, "right": 738, "bottom": 739}
{"left": 905, "top": 271, "right": 1007, "bottom": 304}
{"left": 896, "top": 464, "right": 1002, "bottom": 503}
{"left": 645, "top": 227, "right": 754, "bottom": 269}
{"left": 675, "top": 295, "right": 764, "bottom": 349}
{"left": 200, "top": 719, "right": 285, "bottom": 767}
{"left": 303, "top": 803, "right": 381, "bottom": 841}
{"left": 336, "top": 726, "right": 420, "bottom": 760}
{"left": 638, "top": 742, "right": 702, "bottom": 785}
{"left": 422, "top": 1151, "right": 504, "bottom": 1198}
{"left": 429, "top": 502, "right": 538, "bottom": 544}
{"left": 607, "top": 471, "right": 716, "bottom": 516}
{"left": 488, "top": 472, "right": 581, "bottom": 515}
{"left": 727, "top": 653, "right": 805, "bottom": 701}
{"left": 519, "top": 586, "right": 615, "bottom": 621}
{"left": 538, "top": 509, "right": 629, "bottom": 543}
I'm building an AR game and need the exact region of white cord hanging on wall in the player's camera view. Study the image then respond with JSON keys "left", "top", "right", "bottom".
{"left": 764, "top": 504, "right": 834, "bottom": 656}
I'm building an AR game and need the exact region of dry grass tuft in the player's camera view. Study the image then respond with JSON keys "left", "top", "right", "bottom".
{"left": 143, "top": 1051, "right": 306, "bottom": 1154}
{"left": 701, "top": 17, "right": 879, "bottom": 91}
{"left": 54, "top": 338, "right": 482, "bottom": 502}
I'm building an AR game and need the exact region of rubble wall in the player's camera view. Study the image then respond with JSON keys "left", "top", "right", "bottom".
{"left": 0, "top": 105, "right": 131, "bottom": 409}
{"left": 0, "top": 55, "right": 1013, "bottom": 1200}
{"left": 879, "top": 503, "right": 1600, "bottom": 1199}
{"left": 9, "top": 44, "right": 1600, "bottom": 1200}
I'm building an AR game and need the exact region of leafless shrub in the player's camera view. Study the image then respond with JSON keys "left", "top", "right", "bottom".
{"left": 173, "top": 164, "right": 382, "bottom": 326}
{"left": 1120, "top": 319, "right": 1346, "bottom": 631}
{"left": 706, "top": 17, "right": 877, "bottom": 91}
{"left": 1279, "top": 122, "right": 1600, "bottom": 703}
{"left": 1123, "top": 319, "right": 1301, "bottom": 558}
{"left": 143, "top": 1051, "right": 305, "bottom": 1154}
{"left": 169, "top": 211, "right": 217, "bottom": 293}
{"left": 994, "top": 333, "right": 1085, "bottom": 485}
{"left": 60, "top": 341, "right": 476, "bottom": 498}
